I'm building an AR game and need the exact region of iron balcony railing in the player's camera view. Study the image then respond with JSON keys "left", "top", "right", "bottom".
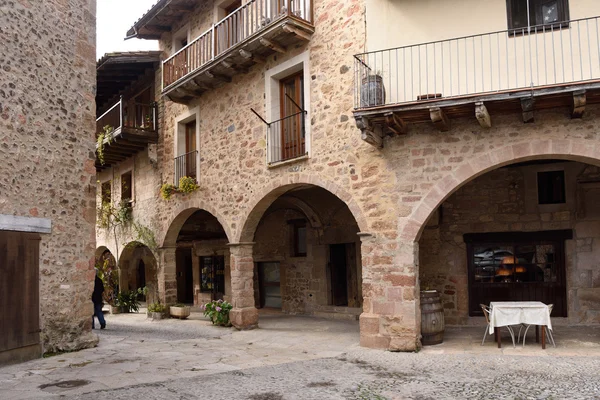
{"left": 96, "top": 96, "right": 158, "bottom": 138}
{"left": 267, "top": 111, "right": 306, "bottom": 164}
{"left": 174, "top": 150, "right": 198, "bottom": 185}
{"left": 354, "top": 16, "right": 600, "bottom": 109}
{"left": 162, "top": 0, "right": 313, "bottom": 90}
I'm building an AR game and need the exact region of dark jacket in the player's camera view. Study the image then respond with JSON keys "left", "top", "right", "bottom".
{"left": 92, "top": 275, "right": 104, "bottom": 304}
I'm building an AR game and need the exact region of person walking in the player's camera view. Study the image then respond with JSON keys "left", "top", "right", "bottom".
{"left": 92, "top": 272, "right": 106, "bottom": 329}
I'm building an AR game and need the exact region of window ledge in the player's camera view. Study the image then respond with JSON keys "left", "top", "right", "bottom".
{"left": 267, "top": 154, "right": 309, "bottom": 169}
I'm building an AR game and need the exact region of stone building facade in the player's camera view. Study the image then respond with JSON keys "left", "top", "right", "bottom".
{"left": 0, "top": 1, "right": 98, "bottom": 363}
{"left": 97, "top": 0, "right": 600, "bottom": 351}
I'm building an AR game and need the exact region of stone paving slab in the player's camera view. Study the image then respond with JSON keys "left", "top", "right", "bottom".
{"left": 1, "top": 311, "right": 599, "bottom": 399}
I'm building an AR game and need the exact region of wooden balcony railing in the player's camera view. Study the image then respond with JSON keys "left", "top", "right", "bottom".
{"left": 96, "top": 97, "right": 158, "bottom": 138}
{"left": 162, "top": 0, "right": 313, "bottom": 90}
{"left": 354, "top": 16, "right": 600, "bottom": 109}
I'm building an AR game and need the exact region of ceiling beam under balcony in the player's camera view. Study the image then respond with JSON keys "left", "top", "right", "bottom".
{"left": 521, "top": 98, "right": 535, "bottom": 123}
{"left": 205, "top": 71, "right": 231, "bottom": 83}
{"left": 239, "top": 49, "right": 265, "bottom": 64}
{"left": 572, "top": 90, "right": 586, "bottom": 119}
{"left": 259, "top": 38, "right": 286, "bottom": 54}
{"left": 384, "top": 112, "right": 407, "bottom": 135}
{"left": 282, "top": 24, "right": 311, "bottom": 41}
{"left": 356, "top": 116, "right": 383, "bottom": 148}
{"left": 475, "top": 102, "right": 492, "bottom": 128}
{"left": 430, "top": 107, "right": 450, "bottom": 132}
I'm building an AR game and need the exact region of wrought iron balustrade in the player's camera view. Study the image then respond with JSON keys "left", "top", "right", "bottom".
{"left": 174, "top": 151, "right": 199, "bottom": 185}
{"left": 354, "top": 16, "right": 600, "bottom": 109}
{"left": 267, "top": 111, "right": 306, "bottom": 164}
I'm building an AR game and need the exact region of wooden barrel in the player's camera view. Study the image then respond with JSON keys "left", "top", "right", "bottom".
{"left": 420, "top": 290, "right": 445, "bottom": 345}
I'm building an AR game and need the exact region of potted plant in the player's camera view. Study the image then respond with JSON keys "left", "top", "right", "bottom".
{"left": 202, "top": 299, "right": 233, "bottom": 326}
{"left": 360, "top": 72, "right": 386, "bottom": 107}
{"left": 169, "top": 303, "right": 191, "bottom": 319}
{"left": 160, "top": 183, "right": 177, "bottom": 200}
{"left": 147, "top": 301, "right": 167, "bottom": 320}
{"left": 117, "top": 287, "right": 148, "bottom": 313}
{"left": 178, "top": 176, "right": 199, "bottom": 194}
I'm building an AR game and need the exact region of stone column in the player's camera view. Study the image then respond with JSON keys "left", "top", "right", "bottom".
{"left": 228, "top": 242, "right": 258, "bottom": 330}
{"left": 158, "top": 247, "right": 178, "bottom": 304}
{"left": 358, "top": 233, "right": 419, "bottom": 351}
{"left": 191, "top": 247, "right": 200, "bottom": 305}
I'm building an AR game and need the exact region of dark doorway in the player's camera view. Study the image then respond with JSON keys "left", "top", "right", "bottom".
{"left": 0, "top": 231, "right": 41, "bottom": 365}
{"left": 258, "top": 262, "right": 281, "bottom": 308}
{"left": 200, "top": 256, "right": 226, "bottom": 300}
{"left": 329, "top": 244, "right": 349, "bottom": 306}
{"left": 137, "top": 260, "right": 146, "bottom": 301}
{"left": 176, "top": 248, "right": 194, "bottom": 303}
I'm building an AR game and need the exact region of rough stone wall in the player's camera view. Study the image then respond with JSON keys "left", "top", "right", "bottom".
{"left": 95, "top": 0, "right": 600, "bottom": 351}
{"left": 0, "top": 0, "right": 98, "bottom": 353}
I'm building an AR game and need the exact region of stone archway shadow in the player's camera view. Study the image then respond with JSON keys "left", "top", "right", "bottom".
{"left": 236, "top": 176, "right": 369, "bottom": 243}
{"left": 401, "top": 138, "right": 600, "bottom": 244}
{"left": 161, "top": 201, "right": 233, "bottom": 247}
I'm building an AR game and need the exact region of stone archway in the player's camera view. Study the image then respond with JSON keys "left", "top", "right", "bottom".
{"left": 161, "top": 208, "right": 230, "bottom": 306}
{"left": 161, "top": 202, "right": 232, "bottom": 248}
{"left": 401, "top": 139, "right": 600, "bottom": 243}
{"left": 237, "top": 178, "right": 369, "bottom": 243}
{"left": 118, "top": 242, "right": 159, "bottom": 304}
{"left": 380, "top": 138, "right": 600, "bottom": 351}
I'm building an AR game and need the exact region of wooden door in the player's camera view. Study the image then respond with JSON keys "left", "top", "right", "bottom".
{"left": 176, "top": 248, "right": 194, "bottom": 304}
{"left": 258, "top": 262, "right": 281, "bottom": 308}
{"left": 329, "top": 244, "right": 348, "bottom": 306}
{"left": 280, "top": 72, "right": 305, "bottom": 160}
{"left": 185, "top": 121, "right": 197, "bottom": 179}
{"left": 0, "top": 232, "right": 41, "bottom": 364}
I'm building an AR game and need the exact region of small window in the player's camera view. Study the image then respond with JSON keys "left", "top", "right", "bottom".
{"left": 537, "top": 170, "right": 566, "bottom": 204}
{"left": 101, "top": 181, "right": 111, "bottom": 206}
{"left": 291, "top": 220, "right": 307, "bottom": 257}
{"left": 121, "top": 171, "right": 132, "bottom": 203}
{"left": 506, "top": 0, "right": 569, "bottom": 32}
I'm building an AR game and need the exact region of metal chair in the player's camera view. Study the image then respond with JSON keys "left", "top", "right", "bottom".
{"left": 480, "top": 304, "right": 516, "bottom": 347}
{"left": 518, "top": 304, "right": 555, "bottom": 348}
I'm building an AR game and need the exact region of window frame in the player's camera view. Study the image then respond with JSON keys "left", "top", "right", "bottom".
{"left": 279, "top": 71, "right": 305, "bottom": 162}
{"left": 120, "top": 170, "right": 134, "bottom": 204}
{"left": 290, "top": 219, "right": 307, "bottom": 257}
{"left": 464, "top": 230, "right": 571, "bottom": 317}
{"left": 506, "top": 0, "right": 570, "bottom": 36}
{"left": 264, "top": 51, "right": 311, "bottom": 166}
{"left": 537, "top": 170, "right": 566, "bottom": 205}
{"left": 101, "top": 181, "right": 112, "bottom": 206}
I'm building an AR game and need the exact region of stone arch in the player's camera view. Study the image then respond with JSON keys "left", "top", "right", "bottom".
{"left": 402, "top": 138, "right": 600, "bottom": 243}
{"left": 238, "top": 177, "right": 368, "bottom": 243}
{"left": 118, "top": 241, "right": 159, "bottom": 303}
{"left": 161, "top": 202, "right": 232, "bottom": 247}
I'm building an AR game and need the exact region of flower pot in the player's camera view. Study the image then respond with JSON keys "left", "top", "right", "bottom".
{"left": 360, "top": 74, "right": 386, "bottom": 107}
{"left": 147, "top": 311, "right": 165, "bottom": 320}
{"left": 169, "top": 305, "right": 191, "bottom": 319}
{"left": 109, "top": 305, "right": 121, "bottom": 314}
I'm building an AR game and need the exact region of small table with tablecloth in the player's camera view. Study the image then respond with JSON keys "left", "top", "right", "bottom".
{"left": 489, "top": 301, "right": 553, "bottom": 349}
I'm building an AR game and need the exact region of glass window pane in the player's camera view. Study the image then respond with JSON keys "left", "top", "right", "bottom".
{"left": 473, "top": 245, "right": 513, "bottom": 283}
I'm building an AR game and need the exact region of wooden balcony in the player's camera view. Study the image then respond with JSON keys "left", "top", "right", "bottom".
{"left": 162, "top": 0, "right": 314, "bottom": 103}
{"left": 353, "top": 16, "right": 600, "bottom": 147}
{"left": 95, "top": 97, "right": 159, "bottom": 171}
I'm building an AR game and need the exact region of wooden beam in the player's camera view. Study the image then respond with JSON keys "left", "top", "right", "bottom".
{"left": 384, "top": 112, "right": 407, "bottom": 135}
{"left": 221, "top": 60, "right": 248, "bottom": 74}
{"left": 204, "top": 71, "right": 232, "bottom": 83}
{"left": 356, "top": 116, "right": 383, "bottom": 148}
{"left": 282, "top": 24, "right": 312, "bottom": 41}
{"left": 521, "top": 97, "right": 535, "bottom": 123}
{"left": 239, "top": 49, "right": 265, "bottom": 64}
{"left": 259, "top": 37, "right": 286, "bottom": 54}
{"left": 475, "top": 101, "right": 492, "bottom": 128}
{"left": 572, "top": 90, "right": 586, "bottom": 119}
{"left": 144, "top": 24, "right": 172, "bottom": 33}
{"left": 430, "top": 107, "right": 450, "bottom": 132}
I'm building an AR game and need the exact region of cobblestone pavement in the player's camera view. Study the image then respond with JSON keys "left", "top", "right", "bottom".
{"left": 1, "top": 311, "right": 599, "bottom": 400}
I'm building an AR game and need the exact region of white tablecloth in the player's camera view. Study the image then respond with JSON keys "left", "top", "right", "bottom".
{"left": 488, "top": 301, "right": 552, "bottom": 334}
